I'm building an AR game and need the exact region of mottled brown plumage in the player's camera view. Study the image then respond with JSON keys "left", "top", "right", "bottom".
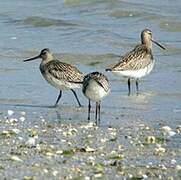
{"left": 41, "top": 60, "right": 84, "bottom": 83}
{"left": 106, "top": 29, "right": 165, "bottom": 95}
{"left": 83, "top": 72, "right": 110, "bottom": 93}
{"left": 110, "top": 44, "right": 153, "bottom": 71}
{"left": 23, "top": 48, "right": 83, "bottom": 107}
{"left": 82, "top": 71, "right": 110, "bottom": 122}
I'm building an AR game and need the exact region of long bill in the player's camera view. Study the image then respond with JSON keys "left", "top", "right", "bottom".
{"left": 23, "top": 55, "right": 41, "bottom": 62}
{"left": 151, "top": 39, "right": 166, "bottom": 50}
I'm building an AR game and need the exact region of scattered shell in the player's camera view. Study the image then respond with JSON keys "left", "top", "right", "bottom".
{"left": 154, "top": 145, "right": 166, "bottom": 155}
{"left": 108, "top": 127, "right": 117, "bottom": 131}
{"left": 11, "top": 155, "right": 23, "bottom": 162}
{"left": 167, "top": 177, "right": 174, "bottom": 180}
{"left": 9, "top": 118, "right": 18, "bottom": 123}
{"left": 167, "top": 131, "right": 176, "bottom": 137}
{"left": 1, "top": 130, "right": 16, "bottom": 137}
{"left": 145, "top": 126, "right": 150, "bottom": 130}
{"left": 110, "top": 150, "right": 117, "bottom": 155}
{"left": 63, "top": 128, "right": 78, "bottom": 136}
{"left": 108, "top": 153, "right": 124, "bottom": 160}
{"left": 94, "top": 173, "right": 103, "bottom": 178}
{"left": 85, "top": 147, "right": 96, "bottom": 152}
{"left": 100, "top": 138, "right": 108, "bottom": 143}
{"left": 8, "top": 110, "right": 14, "bottom": 116}
{"left": 87, "top": 156, "right": 95, "bottom": 165}
{"left": 57, "top": 128, "right": 62, "bottom": 132}
{"left": 71, "top": 166, "right": 81, "bottom": 173}
{"left": 46, "top": 152, "right": 55, "bottom": 157}
{"left": 56, "top": 150, "right": 63, "bottom": 154}
{"left": 88, "top": 156, "right": 95, "bottom": 161}
{"left": 12, "top": 128, "right": 21, "bottom": 134}
{"left": 176, "top": 165, "right": 181, "bottom": 170}
{"left": 23, "top": 176, "right": 35, "bottom": 180}
{"left": 161, "top": 126, "right": 172, "bottom": 132}
{"left": 128, "top": 174, "right": 133, "bottom": 178}
{"left": 67, "top": 142, "right": 72, "bottom": 146}
{"left": 118, "top": 145, "right": 124, "bottom": 150}
{"left": 159, "top": 164, "right": 167, "bottom": 170}
{"left": 158, "top": 175, "right": 162, "bottom": 179}
{"left": 145, "top": 136, "right": 156, "bottom": 144}
{"left": 171, "top": 159, "right": 177, "bottom": 165}
{"left": 80, "top": 122, "right": 95, "bottom": 129}
{"left": 42, "top": 129, "right": 47, "bottom": 133}
{"left": 28, "top": 129, "right": 38, "bottom": 137}
{"left": 36, "top": 144, "right": 41, "bottom": 151}
{"left": 52, "top": 170, "right": 58, "bottom": 176}
{"left": 50, "top": 145, "right": 54, "bottom": 149}
{"left": 161, "top": 126, "right": 176, "bottom": 137}
{"left": 18, "top": 136, "right": 24, "bottom": 141}
{"left": 43, "top": 169, "right": 48, "bottom": 173}
{"left": 41, "top": 119, "right": 45, "bottom": 122}
{"left": 5, "top": 119, "right": 10, "bottom": 124}
{"left": 142, "top": 174, "right": 148, "bottom": 179}
{"left": 19, "top": 117, "right": 26, "bottom": 122}
{"left": 61, "top": 139, "right": 66, "bottom": 143}
{"left": 25, "top": 137, "right": 36, "bottom": 147}
{"left": 2, "top": 130, "right": 9, "bottom": 134}
{"left": 85, "top": 177, "right": 91, "bottom": 180}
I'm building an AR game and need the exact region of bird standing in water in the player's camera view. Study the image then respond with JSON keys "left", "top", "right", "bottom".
{"left": 106, "top": 29, "right": 166, "bottom": 95}
{"left": 23, "top": 48, "right": 84, "bottom": 107}
{"left": 82, "top": 72, "right": 110, "bottom": 123}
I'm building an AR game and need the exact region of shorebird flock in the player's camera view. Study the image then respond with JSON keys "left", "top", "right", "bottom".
{"left": 23, "top": 29, "right": 165, "bottom": 122}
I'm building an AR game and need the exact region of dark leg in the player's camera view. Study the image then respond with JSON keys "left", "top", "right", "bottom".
{"left": 136, "top": 79, "right": 139, "bottom": 95}
{"left": 128, "top": 78, "right": 131, "bottom": 96}
{"left": 54, "top": 90, "right": 62, "bottom": 107}
{"left": 98, "top": 101, "right": 101, "bottom": 122}
{"left": 95, "top": 102, "right": 98, "bottom": 120}
{"left": 71, "top": 89, "right": 82, "bottom": 107}
{"left": 96, "top": 101, "right": 101, "bottom": 125}
{"left": 88, "top": 99, "right": 91, "bottom": 120}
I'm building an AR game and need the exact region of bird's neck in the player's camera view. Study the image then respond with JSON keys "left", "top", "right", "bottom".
{"left": 142, "top": 38, "right": 152, "bottom": 50}
{"left": 42, "top": 54, "right": 54, "bottom": 64}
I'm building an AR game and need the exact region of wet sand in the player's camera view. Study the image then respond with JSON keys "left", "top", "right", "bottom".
{"left": 0, "top": 102, "right": 180, "bottom": 179}
{"left": 0, "top": 0, "right": 181, "bottom": 179}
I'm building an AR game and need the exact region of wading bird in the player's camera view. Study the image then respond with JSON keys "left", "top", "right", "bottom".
{"left": 82, "top": 72, "right": 110, "bottom": 123}
{"left": 106, "top": 29, "right": 166, "bottom": 95}
{"left": 23, "top": 48, "right": 84, "bottom": 107}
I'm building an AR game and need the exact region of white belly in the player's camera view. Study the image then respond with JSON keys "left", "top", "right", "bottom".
{"left": 42, "top": 73, "right": 82, "bottom": 91}
{"left": 113, "top": 60, "right": 155, "bottom": 79}
{"left": 84, "top": 80, "right": 110, "bottom": 102}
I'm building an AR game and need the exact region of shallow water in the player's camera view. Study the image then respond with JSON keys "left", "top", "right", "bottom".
{"left": 0, "top": 0, "right": 181, "bottom": 179}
